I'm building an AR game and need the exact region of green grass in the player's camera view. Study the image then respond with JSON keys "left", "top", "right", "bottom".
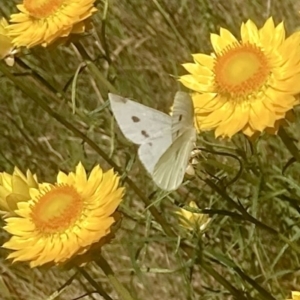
{"left": 1, "top": 0, "right": 300, "bottom": 299}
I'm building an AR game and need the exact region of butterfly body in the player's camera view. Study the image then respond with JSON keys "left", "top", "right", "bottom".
{"left": 109, "top": 92, "right": 196, "bottom": 191}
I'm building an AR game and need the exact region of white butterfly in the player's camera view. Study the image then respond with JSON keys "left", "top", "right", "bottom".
{"left": 109, "top": 91, "right": 196, "bottom": 191}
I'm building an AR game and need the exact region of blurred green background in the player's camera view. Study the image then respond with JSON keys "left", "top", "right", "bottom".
{"left": 1, "top": 0, "right": 300, "bottom": 299}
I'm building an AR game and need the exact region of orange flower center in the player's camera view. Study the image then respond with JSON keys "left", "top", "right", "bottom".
{"left": 30, "top": 185, "right": 83, "bottom": 233}
{"left": 24, "top": 0, "right": 64, "bottom": 19}
{"left": 214, "top": 42, "right": 270, "bottom": 98}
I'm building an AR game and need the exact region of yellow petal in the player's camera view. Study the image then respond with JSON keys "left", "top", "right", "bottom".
{"left": 182, "top": 63, "right": 213, "bottom": 77}
{"left": 200, "top": 102, "right": 235, "bottom": 127}
{"left": 216, "top": 104, "right": 250, "bottom": 137}
{"left": 179, "top": 75, "right": 211, "bottom": 93}
{"left": 192, "top": 53, "right": 214, "bottom": 69}
{"left": 249, "top": 99, "right": 275, "bottom": 131}
{"left": 12, "top": 175, "right": 30, "bottom": 198}
{"left": 241, "top": 19, "right": 259, "bottom": 44}
{"left": 219, "top": 28, "right": 238, "bottom": 45}
{"left": 210, "top": 33, "right": 224, "bottom": 54}
{"left": 259, "top": 17, "right": 276, "bottom": 48}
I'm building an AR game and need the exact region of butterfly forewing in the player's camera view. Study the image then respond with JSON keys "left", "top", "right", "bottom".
{"left": 109, "top": 93, "right": 173, "bottom": 175}
{"left": 109, "top": 93, "right": 171, "bottom": 144}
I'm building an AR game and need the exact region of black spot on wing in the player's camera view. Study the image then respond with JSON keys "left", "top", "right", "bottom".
{"left": 141, "top": 130, "right": 149, "bottom": 138}
{"left": 132, "top": 116, "right": 140, "bottom": 122}
{"left": 120, "top": 97, "right": 128, "bottom": 103}
{"left": 178, "top": 114, "right": 182, "bottom": 121}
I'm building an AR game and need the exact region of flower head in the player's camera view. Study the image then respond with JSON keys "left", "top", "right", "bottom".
{"left": 3, "top": 162, "right": 124, "bottom": 267}
{"left": 176, "top": 201, "right": 211, "bottom": 232}
{"left": 180, "top": 18, "right": 300, "bottom": 138}
{"left": 287, "top": 291, "right": 300, "bottom": 300}
{"left": 0, "top": 167, "right": 38, "bottom": 217}
{"left": 8, "top": 0, "right": 97, "bottom": 48}
{"left": 0, "top": 18, "right": 16, "bottom": 66}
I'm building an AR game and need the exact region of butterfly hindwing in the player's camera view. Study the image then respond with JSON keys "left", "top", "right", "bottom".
{"left": 151, "top": 91, "right": 196, "bottom": 190}
{"left": 153, "top": 127, "right": 196, "bottom": 191}
{"left": 138, "top": 133, "right": 172, "bottom": 174}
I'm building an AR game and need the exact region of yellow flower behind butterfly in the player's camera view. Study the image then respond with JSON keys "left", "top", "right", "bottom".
{"left": 176, "top": 201, "right": 211, "bottom": 232}
{"left": 7, "top": 0, "right": 97, "bottom": 48}
{"left": 0, "top": 18, "right": 16, "bottom": 66}
{"left": 3, "top": 162, "right": 124, "bottom": 267}
{"left": 180, "top": 18, "right": 300, "bottom": 138}
{"left": 287, "top": 291, "right": 300, "bottom": 300}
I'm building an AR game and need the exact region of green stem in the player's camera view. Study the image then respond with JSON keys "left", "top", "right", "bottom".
{"left": 96, "top": 254, "right": 136, "bottom": 300}
{"left": 278, "top": 233, "right": 300, "bottom": 254}
{"left": 152, "top": 0, "right": 188, "bottom": 48}
{"left": 73, "top": 42, "right": 117, "bottom": 95}
{"left": 278, "top": 126, "right": 300, "bottom": 162}
{"left": 204, "top": 178, "right": 300, "bottom": 255}
{"left": 86, "top": 59, "right": 117, "bottom": 93}
{"left": 100, "top": 0, "right": 112, "bottom": 64}
{"left": 200, "top": 261, "right": 250, "bottom": 300}
{"left": 78, "top": 267, "right": 113, "bottom": 300}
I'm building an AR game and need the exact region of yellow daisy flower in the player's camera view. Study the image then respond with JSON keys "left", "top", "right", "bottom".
{"left": 3, "top": 162, "right": 124, "bottom": 268}
{"left": 176, "top": 201, "right": 211, "bottom": 232}
{"left": 0, "top": 18, "right": 17, "bottom": 66}
{"left": 180, "top": 18, "right": 300, "bottom": 138}
{"left": 8, "top": 0, "right": 97, "bottom": 48}
{"left": 0, "top": 167, "right": 38, "bottom": 217}
{"left": 287, "top": 291, "right": 300, "bottom": 300}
